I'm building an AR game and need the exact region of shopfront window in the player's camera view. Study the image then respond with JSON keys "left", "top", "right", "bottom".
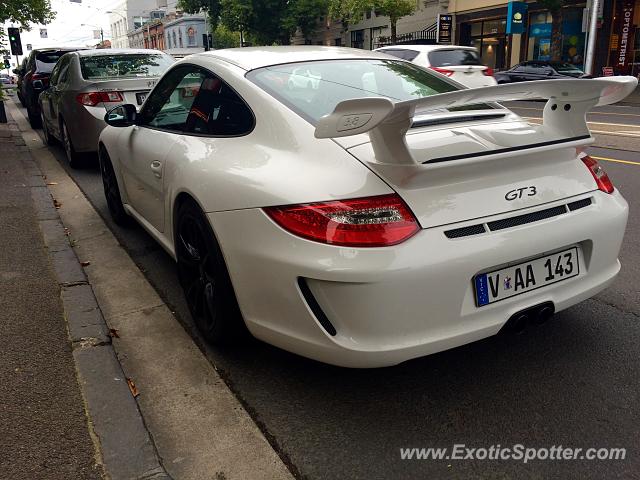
{"left": 460, "top": 18, "right": 507, "bottom": 70}
{"left": 526, "top": 8, "right": 586, "bottom": 69}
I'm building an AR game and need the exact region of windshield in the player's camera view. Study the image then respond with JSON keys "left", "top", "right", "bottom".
{"left": 248, "top": 59, "right": 490, "bottom": 124}
{"left": 549, "top": 62, "right": 584, "bottom": 74}
{"left": 80, "top": 54, "right": 174, "bottom": 80}
{"left": 427, "top": 49, "right": 482, "bottom": 67}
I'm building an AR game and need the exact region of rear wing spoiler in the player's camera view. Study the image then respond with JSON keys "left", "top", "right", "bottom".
{"left": 314, "top": 77, "right": 638, "bottom": 165}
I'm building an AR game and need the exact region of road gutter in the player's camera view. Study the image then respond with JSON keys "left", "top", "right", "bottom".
{"left": 6, "top": 97, "right": 293, "bottom": 480}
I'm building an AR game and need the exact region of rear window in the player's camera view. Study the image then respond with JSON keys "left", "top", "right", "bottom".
{"left": 80, "top": 54, "right": 174, "bottom": 80}
{"left": 428, "top": 49, "right": 482, "bottom": 67}
{"left": 248, "top": 59, "right": 492, "bottom": 124}
{"left": 35, "top": 51, "right": 68, "bottom": 73}
{"left": 379, "top": 49, "right": 420, "bottom": 61}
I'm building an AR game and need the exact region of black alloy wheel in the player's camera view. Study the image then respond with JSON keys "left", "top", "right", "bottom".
{"left": 99, "top": 147, "right": 130, "bottom": 226}
{"left": 176, "top": 200, "right": 246, "bottom": 345}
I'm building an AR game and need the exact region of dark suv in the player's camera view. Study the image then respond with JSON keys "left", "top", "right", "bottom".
{"left": 17, "top": 47, "right": 85, "bottom": 128}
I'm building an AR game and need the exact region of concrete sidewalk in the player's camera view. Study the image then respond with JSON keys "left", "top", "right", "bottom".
{"left": 0, "top": 112, "right": 103, "bottom": 478}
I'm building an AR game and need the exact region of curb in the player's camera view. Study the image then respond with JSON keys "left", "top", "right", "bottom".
{"left": 4, "top": 100, "right": 172, "bottom": 480}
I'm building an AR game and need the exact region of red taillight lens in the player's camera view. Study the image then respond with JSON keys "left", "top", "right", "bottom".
{"left": 76, "top": 91, "right": 124, "bottom": 106}
{"left": 429, "top": 66, "right": 454, "bottom": 77}
{"left": 264, "top": 194, "right": 420, "bottom": 247}
{"left": 581, "top": 155, "right": 614, "bottom": 194}
{"left": 483, "top": 67, "right": 494, "bottom": 76}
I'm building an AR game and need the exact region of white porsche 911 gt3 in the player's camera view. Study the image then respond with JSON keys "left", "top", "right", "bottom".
{"left": 98, "top": 46, "right": 636, "bottom": 368}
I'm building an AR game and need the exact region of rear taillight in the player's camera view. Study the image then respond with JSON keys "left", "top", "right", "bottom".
{"left": 429, "top": 66, "right": 454, "bottom": 77}
{"left": 264, "top": 194, "right": 420, "bottom": 247}
{"left": 581, "top": 155, "right": 614, "bottom": 194}
{"left": 76, "top": 91, "right": 124, "bottom": 106}
{"left": 483, "top": 67, "right": 494, "bottom": 76}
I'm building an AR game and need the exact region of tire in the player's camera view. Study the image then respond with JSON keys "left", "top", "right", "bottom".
{"left": 27, "top": 104, "right": 42, "bottom": 129}
{"left": 175, "top": 199, "right": 246, "bottom": 344}
{"left": 60, "top": 120, "right": 82, "bottom": 168}
{"left": 17, "top": 91, "right": 25, "bottom": 107}
{"left": 99, "top": 147, "right": 131, "bottom": 227}
{"left": 41, "top": 112, "right": 56, "bottom": 146}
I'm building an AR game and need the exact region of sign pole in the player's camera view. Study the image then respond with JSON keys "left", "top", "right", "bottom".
{"left": 584, "top": 0, "right": 600, "bottom": 74}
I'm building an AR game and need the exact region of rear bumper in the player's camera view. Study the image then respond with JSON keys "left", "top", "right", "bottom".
{"left": 209, "top": 190, "right": 628, "bottom": 368}
{"left": 67, "top": 106, "right": 107, "bottom": 153}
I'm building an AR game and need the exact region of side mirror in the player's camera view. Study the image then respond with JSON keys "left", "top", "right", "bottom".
{"left": 105, "top": 104, "right": 137, "bottom": 127}
{"left": 32, "top": 80, "right": 45, "bottom": 91}
{"left": 546, "top": 70, "right": 554, "bottom": 76}
{"left": 12, "top": 68, "right": 21, "bottom": 76}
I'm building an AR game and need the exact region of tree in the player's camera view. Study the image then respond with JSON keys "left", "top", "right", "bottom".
{"left": 178, "top": 0, "right": 221, "bottom": 30}
{"left": 0, "top": 0, "right": 55, "bottom": 26}
{"left": 329, "top": 0, "right": 415, "bottom": 44}
{"left": 537, "top": 0, "right": 565, "bottom": 61}
{"left": 282, "top": 0, "right": 330, "bottom": 43}
{"left": 181, "top": 0, "right": 328, "bottom": 46}
{"left": 212, "top": 24, "right": 241, "bottom": 48}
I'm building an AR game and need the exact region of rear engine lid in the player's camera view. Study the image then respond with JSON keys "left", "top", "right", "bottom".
{"left": 345, "top": 118, "right": 600, "bottom": 228}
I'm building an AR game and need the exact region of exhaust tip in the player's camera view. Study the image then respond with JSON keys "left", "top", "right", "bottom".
{"left": 506, "top": 313, "right": 529, "bottom": 334}
{"left": 532, "top": 305, "right": 554, "bottom": 325}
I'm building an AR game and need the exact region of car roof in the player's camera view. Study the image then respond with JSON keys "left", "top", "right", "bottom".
{"left": 190, "top": 46, "right": 394, "bottom": 71}
{"left": 376, "top": 44, "right": 477, "bottom": 53}
{"left": 75, "top": 48, "right": 168, "bottom": 57}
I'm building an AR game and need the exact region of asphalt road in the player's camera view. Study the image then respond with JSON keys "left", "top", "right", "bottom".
{"left": 20, "top": 98, "right": 640, "bottom": 479}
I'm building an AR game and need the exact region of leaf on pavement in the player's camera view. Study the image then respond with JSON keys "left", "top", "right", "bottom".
{"left": 108, "top": 328, "right": 120, "bottom": 338}
{"left": 126, "top": 378, "right": 140, "bottom": 398}
{"left": 80, "top": 261, "right": 91, "bottom": 267}
{"left": 46, "top": 182, "right": 58, "bottom": 185}
{"left": 53, "top": 199, "right": 62, "bottom": 209}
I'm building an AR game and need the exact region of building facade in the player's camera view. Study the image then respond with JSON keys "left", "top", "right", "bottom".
{"left": 293, "top": 0, "right": 634, "bottom": 75}
{"left": 164, "top": 15, "right": 207, "bottom": 53}
{"left": 109, "top": 0, "right": 164, "bottom": 49}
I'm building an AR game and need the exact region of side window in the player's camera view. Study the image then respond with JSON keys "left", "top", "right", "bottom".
{"left": 184, "top": 73, "right": 254, "bottom": 136}
{"left": 49, "top": 59, "right": 63, "bottom": 86}
{"left": 52, "top": 55, "right": 71, "bottom": 87}
{"left": 138, "top": 66, "right": 207, "bottom": 132}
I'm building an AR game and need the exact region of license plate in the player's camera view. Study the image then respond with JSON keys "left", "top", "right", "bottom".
{"left": 136, "top": 92, "right": 148, "bottom": 105}
{"left": 474, "top": 247, "right": 580, "bottom": 307}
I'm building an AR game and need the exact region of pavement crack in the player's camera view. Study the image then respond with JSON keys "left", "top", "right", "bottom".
{"left": 591, "top": 297, "right": 640, "bottom": 319}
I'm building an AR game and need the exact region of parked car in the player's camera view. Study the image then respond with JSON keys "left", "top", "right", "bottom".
{"left": 374, "top": 45, "right": 497, "bottom": 88}
{"left": 39, "top": 49, "right": 175, "bottom": 167}
{"left": 98, "top": 46, "right": 635, "bottom": 368}
{"left": 494, "top": 61, "right": 591, "bottom": 84}
{"left": 18, "top": 47, "right": 86, "bottom": 128}
{"left": 14, "top": 58, "right": 28, "bottom": 105}
{"left": 0, "top": 73, "right": 14, "bottom": 85}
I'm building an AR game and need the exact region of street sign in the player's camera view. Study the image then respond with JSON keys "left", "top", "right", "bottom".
{"left": 507, "top": 2, "right": 528, "bottom": 35}
{"left": 40, "top": 28, "right": 48, "bottom": 39}
{"left": 602, "top": 66, "right": 614, "bottom": 76}
{"left": 7, "top": 27, "right": 23, "bottom": 55}
{"left": 437, "top": 14, "right": 453, "bottom": 44}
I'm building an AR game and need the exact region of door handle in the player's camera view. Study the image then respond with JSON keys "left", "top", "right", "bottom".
{"left": 150, "top": 160, "right": 163, "bottom": 178}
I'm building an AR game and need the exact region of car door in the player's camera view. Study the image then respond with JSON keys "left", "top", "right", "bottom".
{"left": 523, "top": 62, "right": 548, "bottom": 81}
{"left": 117, "top": 65, "right": 208, "bottom": 232}
{"left": 45, "top": 54, "right": 73, "bottom": 139}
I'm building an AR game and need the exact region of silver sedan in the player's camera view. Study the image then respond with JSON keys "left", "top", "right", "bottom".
{"left": 39, "top": 49, "right": 174, "bottom": 167}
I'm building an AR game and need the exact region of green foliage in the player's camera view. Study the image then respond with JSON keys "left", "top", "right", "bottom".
{"left": 329, "top": 0, "right": 415, "bottom": 41}
{"left": 178, "top": 0, "right": 221, "bottom": 30}
{"left": 180, "top": 0, "right": 329, "bottom": 45}
{"left": 0, "top": 0, "right": 55, "bottom": 26}
{"left": 212, "top": 24, "right": 241, "bottom": 48}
